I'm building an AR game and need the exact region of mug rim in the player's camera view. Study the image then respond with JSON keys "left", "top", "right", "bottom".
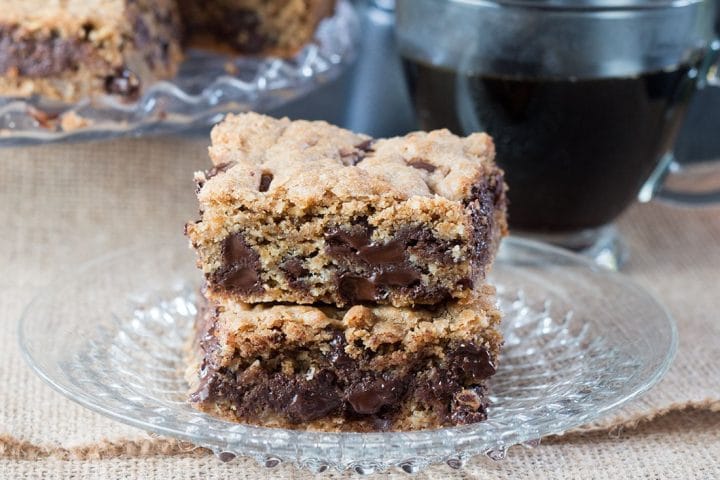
{"left": 438, "top": 0, "right": 705, "bottom": 12}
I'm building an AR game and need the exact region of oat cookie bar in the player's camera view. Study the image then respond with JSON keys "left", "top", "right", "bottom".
{"left": 0, "top": 0, "right": 183, "bottom": 102}
{"left": 186, "top": 113, "right": 507, "bottom": 308}
{"left": 186, "top": 285, "right": 502, "bottom": 431}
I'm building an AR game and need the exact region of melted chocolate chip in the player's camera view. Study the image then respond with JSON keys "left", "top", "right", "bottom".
{"left": 406, "top": 158, "right": 437, "bottom": 173}
{"left": 211, "top": 232, "right": 263, "bottom": 295}
{"left": 104, "top": 68, "right": 141, "bottom": 99}
{"left": 259, "top": 172, "right": 273, "bottom": 192}
{"left": 347, "top": 377, "right": 404, "bottom": 415}
{"left": 357, "top": 240, "right": 405, "bottom": 264}
{"left": 342, "top": 139, "right": 376, "bottom": 166}
{"left": 374, "top": 266, "right": 421, "bottom": 287}
{"left": 285, "top": 371, "right": 342, "bottom": 422}
{"left": 338, "top": 275, "right": 377, "bottom": 303}
{"left": 450, "top": 343, "right": 496, "bottom": 381}
{"left": 280, "top": 258, "right": 308, "bottom": 280}
{"left": 280, "top": 257, "right": 310, "bottom": 291}
{"left": 325, "top": 222, "right": 372, "bottom": 251}
{"left": 326, "top": 331, "right": 355, "bottom": 371}
{"left": 325, "top": 223, "right": 461, "bottom": 304}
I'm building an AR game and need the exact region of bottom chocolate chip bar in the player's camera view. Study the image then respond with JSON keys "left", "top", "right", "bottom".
{"left": 186, "top": 286, "right": 503, "bottom": 432}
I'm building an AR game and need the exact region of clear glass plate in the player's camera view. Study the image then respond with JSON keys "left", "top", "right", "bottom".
{"left": 0, "top": 1, "right": 358, "bottom": 146}
{"left": 19, "top": 237, "right": 677, "bottom": 474}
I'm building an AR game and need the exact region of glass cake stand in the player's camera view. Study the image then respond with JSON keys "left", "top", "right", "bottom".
{"left": 19, "top": 236, "right": 677, "bottom": 474}
{"left": 0, "top": 1, "right": 358, "bottom": 146}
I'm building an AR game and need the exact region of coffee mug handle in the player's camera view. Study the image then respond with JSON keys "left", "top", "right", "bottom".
{"left": 651, "top": 40, "right": 720, "bottom": 205}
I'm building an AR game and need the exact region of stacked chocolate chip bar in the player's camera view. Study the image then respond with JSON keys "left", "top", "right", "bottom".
{"left": 185, "top": 113, "right": 508, "bottom": 431}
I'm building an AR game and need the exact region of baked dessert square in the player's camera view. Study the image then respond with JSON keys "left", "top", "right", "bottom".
{"left": 0, "top": 0, "right": 183, "bottom": 102}
{"left": 185, "top": 113, "right": 507, "bottom": 308}
{"left": 186, "top": 285, "right": 502, "bottom": 431}
{"left": 176, "top": 0, "right": 335, "bottom": 57}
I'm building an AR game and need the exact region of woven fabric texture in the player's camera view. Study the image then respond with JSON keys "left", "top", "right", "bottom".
{"left": 0, "top": 137, "right": 718, "bottom": 477}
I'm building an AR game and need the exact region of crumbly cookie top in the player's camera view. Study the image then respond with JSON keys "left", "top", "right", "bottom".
{"left": 196, "top": 112, "right": 497, "bottom": 207}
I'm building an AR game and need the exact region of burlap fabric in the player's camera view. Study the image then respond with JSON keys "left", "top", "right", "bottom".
{"left": 1, "top": 137, "right": 718, "bottom": 478}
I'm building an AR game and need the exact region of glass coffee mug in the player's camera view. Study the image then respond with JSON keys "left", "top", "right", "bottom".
{"left": 396, "top": 0, "right": 720, "bottom": 268}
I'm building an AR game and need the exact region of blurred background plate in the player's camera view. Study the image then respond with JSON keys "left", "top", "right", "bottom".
{"left": 0, "top": 0, "right": 358, "bottom": 146}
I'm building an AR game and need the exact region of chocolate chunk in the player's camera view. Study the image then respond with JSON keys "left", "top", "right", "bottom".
{"left": 406, "top": 158, "right": 437, "bottom": 173}
{"left": 326, "top": 331, "right": 355, "bottom": 371}
{"left": 347, "top": 377, "right": 404, "bottom": 415}
{"left": 287, "top": 388, "right": 342, "bottom": 422}
{"left": 325, "top": 223, "right": 372, "bottom": 252}
{"left": 340, "top": 139, "right": 375, "bottom": 166}
{"left": 280, "top": 257, "right": 310, "bottom": 291}
{"left": 212, "top": 232, "right": 263, "bottom": 295}
{"left": 328, "top": 223, "right": 461, "bottom": 304}
{"left": 286, "top": 371, "right": 342, "bottom": 423}
{"left": 205, "top": 161, "right": 236, "bottom": 180}
{"left": 338, "top": 275, "right": 377, "bottom": 303}
{"left": 326, "top": 224, "right": 456, "bottom": 267}
{"left": 223, "top": 232, "right": 255, "bottom": 266}
{"left": 104, "top": 68, "right": 141, "bottom": 99}
{"left": 219, "top": 262, "right": 261, "bottom": 292}
{"left": 280, "top": 257, "right": 308, "bottom": 280}
{"left": 357, "top": 239, "right": 405, "bottom": 264}
{"left": 259, "top": 172, "right": 273, "bottom": 192}
{"left": 449, "top": 343, "right": 496, "bottom": 381}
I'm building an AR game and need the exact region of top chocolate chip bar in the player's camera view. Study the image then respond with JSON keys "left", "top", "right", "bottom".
{"left": 186, "top": 113, "right": 507, "bottom": 308}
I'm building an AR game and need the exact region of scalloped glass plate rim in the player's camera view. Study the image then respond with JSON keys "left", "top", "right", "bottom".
{"left": 18, "top": 237, "right": 678, "bottom": 457}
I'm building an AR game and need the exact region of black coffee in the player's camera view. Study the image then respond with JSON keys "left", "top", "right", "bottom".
{"left": 402, "top": 59, "right": 700, "bottom": 232}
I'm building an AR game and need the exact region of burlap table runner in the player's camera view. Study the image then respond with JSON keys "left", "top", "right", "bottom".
{"left": 1, "top": 137, "right": 719, "bottom": 477}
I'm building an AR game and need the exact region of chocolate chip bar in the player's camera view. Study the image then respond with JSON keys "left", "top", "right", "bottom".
{"left": 0, "top": 0, "right": 183, "bottom": 102}
{"left": 185, "top": 113, "right": 507, "bottom": 308}
{"left": 176, "top": 0, "right": 335, "bottom": 56}
{"left": 186, "top": 285, "right": 502, "bottom": 431}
